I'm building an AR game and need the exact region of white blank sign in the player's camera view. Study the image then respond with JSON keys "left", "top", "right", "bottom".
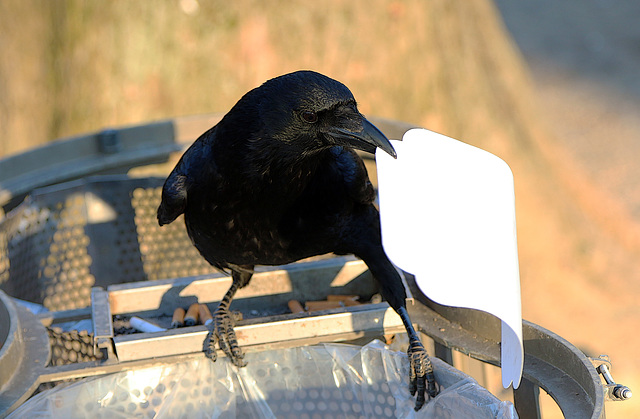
{"left": 376, "top": 128, "right": 523, "bottom": 389}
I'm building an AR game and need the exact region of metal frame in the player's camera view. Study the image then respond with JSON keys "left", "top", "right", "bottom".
{"left": 1, "top": 257, "right": 608, "bottom": 418}
{"left": 407, "top": 296, "right": 606, "bottom": 419}
{"left": 0, "top": 291, "right": 50, "bottom": 415}
{"left": 0, "top": 114, "right": 613, "bottom": 418}
{"left": 0, "top": 114, "right": 414, "bottom": 214}
{"left": 0, "top": 121, "right": 178, "bottom": 212}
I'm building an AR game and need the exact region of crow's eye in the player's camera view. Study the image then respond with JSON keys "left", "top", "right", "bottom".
{"left": 301, "top": 111, "right": 318, "bottom": 124}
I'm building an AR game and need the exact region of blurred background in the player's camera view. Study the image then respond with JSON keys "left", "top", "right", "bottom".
{"left": 1, "top": 1, "right": 638, "bottom": 417}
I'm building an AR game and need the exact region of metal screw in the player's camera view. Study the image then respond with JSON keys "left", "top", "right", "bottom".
{"left": 597, "top": 363, "right": 633, "bottom": 401}
{"left": 98, "top": 129, "right": 122, "bottom": 154}
{"left": 612, "top": 385, "right": 632, "bottom": 401}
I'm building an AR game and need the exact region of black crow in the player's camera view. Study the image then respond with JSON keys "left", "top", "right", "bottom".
{"left": 158, "top": 70, "right": 437, "bottom": 409}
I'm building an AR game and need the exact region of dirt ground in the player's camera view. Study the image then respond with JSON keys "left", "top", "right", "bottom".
{"left": 495, "top": 1, "right": 640, "bottom": 418}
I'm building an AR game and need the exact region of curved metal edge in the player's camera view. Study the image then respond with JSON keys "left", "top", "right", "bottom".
{"left": 0, "top": 120, "right": 178, "bottom": 213}
{"left": 0, "top": 292, "right": 50, "bottom": 418}
{"left": 406, "top": 292, "right": 605, "bottom": 419}
{"left": 0, "top": 113, "right": 401, "bottom": 214}
{"left": 521, "top": 320, "right": 605, "bottom": 419}
{"left": 0, "top": 291, "right": 23, "bottom": 391}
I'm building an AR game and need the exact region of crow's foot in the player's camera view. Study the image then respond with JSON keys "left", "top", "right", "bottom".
{"left": 408, "top": 337, "right": 438, "bottom": 411}
{"left": 203, "top": 305, "right": 247, "bottom": 367}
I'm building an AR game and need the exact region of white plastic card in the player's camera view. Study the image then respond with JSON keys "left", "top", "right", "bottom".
{"left": 376, "top": 128, "right": 523, "bottom": 389}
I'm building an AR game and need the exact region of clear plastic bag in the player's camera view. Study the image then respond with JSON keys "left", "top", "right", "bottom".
{"left": 10, "top": 340, "right": 517, "bottom": 418}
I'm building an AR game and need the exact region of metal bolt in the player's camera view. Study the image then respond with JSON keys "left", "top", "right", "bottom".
{"left": 597, "top": 363, "right": 633, "bottom": 401}
{"left": 597, "top": 363, "right": 615, "bottom": 385}
{"left": 612, "top": 385, "right": 632, "bottom": 400}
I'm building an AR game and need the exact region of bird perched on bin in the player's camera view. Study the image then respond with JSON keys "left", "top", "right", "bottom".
{"left": 158, "top": 70, "right": 437, "bottom": 410}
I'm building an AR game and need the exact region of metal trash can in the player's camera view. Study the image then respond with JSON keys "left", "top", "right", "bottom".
{"left": 0, "top": 115, "right": 628, "bottom": 418}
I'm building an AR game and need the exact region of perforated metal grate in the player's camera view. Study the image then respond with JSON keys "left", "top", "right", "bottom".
{"left": 132, "top": 186, "right": 213, "bottom": 281}
{"left": 0, "top": 193, "right": 95, "bottom": 310}
{"left": 0, "top": 176, "right": 217, "bottom": 311}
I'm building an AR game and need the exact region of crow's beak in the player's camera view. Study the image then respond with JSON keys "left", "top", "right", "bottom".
{"left": 332, "top": 118, "right": 397, "bottom": 159}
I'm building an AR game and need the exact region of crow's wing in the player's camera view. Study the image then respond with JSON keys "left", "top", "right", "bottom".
{"left": 157, "top": 130, "right": 216, "bottom": 226}
{"left": 157, "top": 170, "right": 188, "bottom": 226}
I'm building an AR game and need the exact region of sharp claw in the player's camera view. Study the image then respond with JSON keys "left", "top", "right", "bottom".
{"left": 414, "top": 388, "right": 426, "bottom": 411}
{"left": 204, "top": 329, "right": 218, "bottom": 361}
{"left": 231, "top": 352, "right": 247, "bottom": 368}
{"left": 415, "top": 371, "right": 426, "bottom": 411}
{"left": 229, "top": 338, "right": 247, "bottom": 367}
{"left": 409, "top": 366, "right": 417, "bottom": 396}
{"left": 427, "top": 368, "right": 438, "bottom": 398}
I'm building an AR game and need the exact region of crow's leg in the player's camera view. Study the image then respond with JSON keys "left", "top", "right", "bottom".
{"left": 397, "top": 306, "right": 438, "bottom": 408}
{"left": 204, "top": 266, "right": 253, "bottom": 367}
{"left": 357, "top": 244, "right": 438, "bottom": 411}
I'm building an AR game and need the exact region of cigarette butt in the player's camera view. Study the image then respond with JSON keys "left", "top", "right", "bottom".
{"left": 130, "top": 316, "right": 166, "bottom": 333}
{"left": 171, "top": 307, "right": 185, "bottom": 328}
{"left": 327, "top": 295, "right": 361, "bottom": 306}
{"left": 199, "top": 304, "right": 213, "bottom": 325}
{"left": 370, "top": 294, "right": 383, "bottom": 304}
{"left": 305, "top": 300, "right": 343, "bottom": 312}
{"left": 327, "top": 295, "right": 359, "bottom": 302}
{"left": 288, "top": 300, "right": 305, "bottom": 314}
{"left": 185, "top": 303, "right": 200, "bottom": 326}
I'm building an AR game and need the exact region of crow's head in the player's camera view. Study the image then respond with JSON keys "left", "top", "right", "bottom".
{"left": 250, "top": 70, "right": 396, "bottom": 158}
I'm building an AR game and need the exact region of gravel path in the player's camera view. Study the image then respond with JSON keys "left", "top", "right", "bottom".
{"left": 496, "top": 0, "right": 640, "bottom": 220}
{"left": 495, "top": 2, "right": 640, "bottom": 417}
